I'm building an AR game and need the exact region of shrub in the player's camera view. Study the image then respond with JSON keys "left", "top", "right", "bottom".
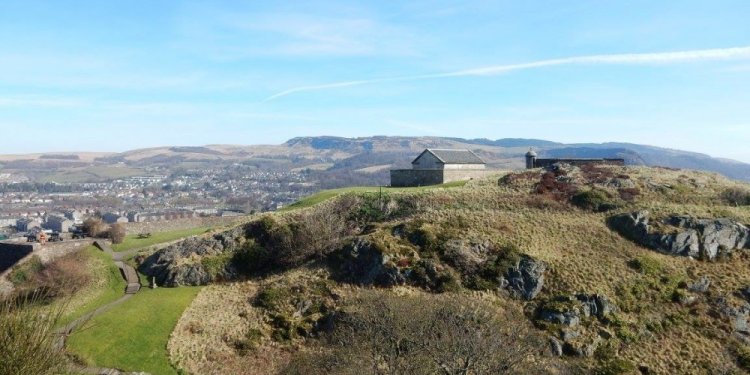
{"left": 240, "top": 207, "right": 352, "bottom": 274}
{"left": 82, "top": 217, "right": 107, "bottom": 237}
{"left": 571, "top": 189, "right": 618, "bottom": 212}
{"left": 109, "top": 223, "right": 126, "bottom": 244}
{"left": 733, "top": 340, "right": 750, "bottom": 370}
{"left": 722, "top": 187, "right": 750, "bottom": 206}
{"left": 535, "top": 170, "right": 578, "bottom": 201}
{"left": 254, "top": 287, "right": 290, "bottom": 311}
{"left": 627, "top": 256, "right": 663, "bottom": 276}
{"left": 410, "top": 259, "right": 462, "bottom": 293}
{"left": 618, "top": 187, "right": 641, "bottom": 202}
{"left": 10, "top": 251, "right": 91, "bottom": 299}
{"left": 595, "top": 359, "right": 637, "bottom": 375}
{"left": 233, "top": 328, "right": 264, "bottom": 356}
{"left": 200, "top": 253, "right": 232, "bottom": 280}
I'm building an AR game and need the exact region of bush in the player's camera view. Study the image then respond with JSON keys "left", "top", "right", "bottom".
{"left": 722, "top": 187, "right": 750, "bottom": 206}
{"left": 410, "top": 259, "right": 461, "bottom": 293}
{"left": 10, "top": 251, "right": 91, "bottom": 300}
{"left": 109, "top": 223, "right": 126, "bottom": 244}
{"left": 239, "top": 207, "right": 352, "bottom": 274}
{"left": 627, "top": 256, "right": 663, "bottom": 276}
{"left": 571, "top": 189, "right": 618, "bottom": 212}
{"left": 82, "top": 217, "right": 107, "bottom": 237}
{"left": 595, "top": 359, "right": 636, "bottom": 375}
{"left": 200, "top": 253, "right": 232, "bottom": 280}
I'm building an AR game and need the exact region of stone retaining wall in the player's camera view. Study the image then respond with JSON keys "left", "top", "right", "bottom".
{"left": 0, "top": 242, "right": 36, "bottom": 274}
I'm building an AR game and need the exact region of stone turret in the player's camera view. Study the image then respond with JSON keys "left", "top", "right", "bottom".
{"left": 525, "top": 149, "right": 538, "bottom": 169}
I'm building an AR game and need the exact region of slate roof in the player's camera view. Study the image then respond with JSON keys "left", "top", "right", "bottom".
{"left": 413, "top": 149, "right": 486, "bottom": 165}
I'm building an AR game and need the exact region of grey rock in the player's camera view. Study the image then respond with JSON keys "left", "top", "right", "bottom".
{"left": 717, "top": 297, "right": 750, "bottom": 334}
{"left": 610, "top": 211, "right": 750, "bottom": 261}
{"left": 562, "top": 337, "right": 601, "bottom": 358}
{"left": 442, "top": 239, "right": 491, "bottom": 275}
{"left": 549, "top": 337, "right": 563, "bottom": 357}
{"left": 139, "top": 228, "right": 244, "bottom": 286}
{"left": 561, "top": 329, "right": 581, "bottom": 343}
{"left": 609, "top": 211, "right": 651, "bottom": 244}
{"left": 505, "top": 255, "right": 546, "bottom": 300}
{"left": 575, "top": 294, "right": 616, "bottom": 320}
{"left": 539, "top": 309, "right": 581, "bottom": 328}
{"left": 696, "top": 218, "right": 749, "bottom": 259}
{"left": 688, "top": 276, "right": 711, "bottom": 293}
{"left": 334, "top": 238, "right": 405, "bottom": 287}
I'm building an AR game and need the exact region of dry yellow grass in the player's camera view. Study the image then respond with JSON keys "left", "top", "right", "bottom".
{"left": 168, "top": 166, "right": 750, "bottom": 374}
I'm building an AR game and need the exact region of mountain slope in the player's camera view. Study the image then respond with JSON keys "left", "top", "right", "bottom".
{"left": 1, "top": 136, "right": 749, "bottom": 182}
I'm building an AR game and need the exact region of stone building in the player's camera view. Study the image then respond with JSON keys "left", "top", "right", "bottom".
{"left": 45, "top": 215, "right": 73, "bottom": 233}
{"left": 390, "top": 149, "right": 494, "bottom": 187}
{"left": 16, "top": 218, "right": 42, "bottom": 232}
{"left": 525, "top": 149, "right": 625, "bottom": 169}
{"left": 102, "top": 212, "right": 129, "bottom": 224}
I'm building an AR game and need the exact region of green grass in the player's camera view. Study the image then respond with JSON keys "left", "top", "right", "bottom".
{"left": 37, "top": 166, "right": 144, "bottom": 183}
{"left": 112, "top": 227, "right": 211, "bottom": 252}
{"left": 67, "top": 287, "right": 202, "bottom": 375}
{"left": 281, "top": 180, "right": 468, "bottom": 211}
{"left": 58, "top": 247, "right": 127, "bottom": 326}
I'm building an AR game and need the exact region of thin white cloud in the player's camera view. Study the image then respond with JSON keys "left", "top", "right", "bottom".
{"left": 263, "top": 46, "right": 750, "bottom": 101}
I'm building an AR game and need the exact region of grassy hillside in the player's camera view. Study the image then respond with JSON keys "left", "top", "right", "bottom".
{"left": 67, "top": 287, "right": 202, "bottom": 375}
{"left": 154, "top": 164, "right": 750, "bottom": 374}
{"left": 280, "top": 180, "right": 468, "bottom": 211}
{"left": 112, "top": 227, "right": 212, "bottom": 252}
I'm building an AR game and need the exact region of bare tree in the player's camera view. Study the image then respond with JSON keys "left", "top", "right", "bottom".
{"left": 109, "top": 223, "right": 126, "bottom": 244}
{"left": 82, "top": 217, "right": 107, "bottom": 238}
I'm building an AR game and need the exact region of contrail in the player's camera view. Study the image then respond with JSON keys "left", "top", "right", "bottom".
{"left": 262, "top": 46, "right": 750, "bottom": 102}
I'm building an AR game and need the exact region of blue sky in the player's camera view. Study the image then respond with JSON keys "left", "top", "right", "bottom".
{"left": 1, "top": 0, "right": 749, "bottom": 162}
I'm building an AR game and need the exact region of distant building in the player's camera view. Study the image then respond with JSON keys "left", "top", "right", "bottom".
{"left": 45, "top": 215, "right": 73, "bottom": 233}
{"left": 16, "top": 218, "right": 42, "bottom": 232}
{"left": 102, "top": 212, "right": 129, "bottom": 224}
{"left": 525, "top": 150, "right": 626, "bottom": 169}
{"left": 127, "top": 210, "right": 196, "bottom": 223}
{"left": 64, "top": 210, "right": 83, "bottom": 224}
{"left": 220, "top": 210, "right": 244, "bottom": 217}
{"left": 391, "top": 149, "right": 494, "bottom": 187}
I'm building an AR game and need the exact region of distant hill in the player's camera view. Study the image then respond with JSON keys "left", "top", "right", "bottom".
{"left": 0, "top": 136, "right": 748, "bottom": 182}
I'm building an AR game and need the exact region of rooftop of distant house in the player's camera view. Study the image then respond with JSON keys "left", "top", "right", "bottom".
{"left": 413, "top": 149, "right": 486, "bottom": 165}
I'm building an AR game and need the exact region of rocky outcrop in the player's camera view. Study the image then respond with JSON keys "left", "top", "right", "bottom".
{"left": 502, "top": 255, "right": 546, "bottom": 300}
{"left": 688, "top": 276, "right": 711, "bottom": 293}
{"left": 537, "top": 294, "right": 616, "bottom": 358}
{"left": 537, "top": 294, "right": 617, "bottom": 328}
{"left": 139, "top": 227, "right": 244, "bottom": 286}
{"left": 441, "top": 239, "right": 492, "bottom": 275}
{"left": 715, "top": 297, "right": 750, "bottom": 338}
{"left": 609, "top": 211, "right": 750, "bottom": 261}
{"left": 330, "top": 238, "right": 405, "bottom": 287}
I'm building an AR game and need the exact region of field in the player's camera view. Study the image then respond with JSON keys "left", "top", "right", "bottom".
{"left": 57, "top": 247, "right": 127, "bottom": 326}
{"left": 67, "top": 286, "right": 202, "bottom": 375}
{"left": 36, "top": 165, "right": 145, "bottom": 183}
{"left": 112, "top": 227, "right": 212, "bottom": 252}
{"left": 281, "top": 180, "right": 470, "bottom": 211}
